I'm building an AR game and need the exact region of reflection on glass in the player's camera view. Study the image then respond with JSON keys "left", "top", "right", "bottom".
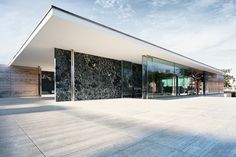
{"left": 132, "top": 63, "right": 142, "bottom": 98}
{"left": 142, "top": 56, "right": 148, "bottom": 98}
{"left": 175, "top": 65, "right": 191, "bottom": 95}
{"left": 175, "top": 64, "right": 204, "bottom": 95}
{"left": 144, "top": 56, "right": 176, "bottom": 98}
{"left": 122, "top": 61, "right": 133, "bottom": 97}
{"left": 122, "top": 61, "right": 142, "bottom": 98}
{"left": 142, "top": 55, "right": 216, "bottom": 99}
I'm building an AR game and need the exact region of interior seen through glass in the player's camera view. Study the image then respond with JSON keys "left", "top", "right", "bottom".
{"left": 142, "top": 55, "right": 223, "bottom": 98}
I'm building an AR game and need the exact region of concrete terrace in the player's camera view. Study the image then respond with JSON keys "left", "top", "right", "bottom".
{"left": 0, "top": 96, "right": 236, "bottom": 157}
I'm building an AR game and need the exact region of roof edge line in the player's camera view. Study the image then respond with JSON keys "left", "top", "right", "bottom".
{"left": 8, "top": 5, "right": 54, "bottom": 66}
{"left": 9, "top": 5, "right": 222, "bottom": 74}
{"left": 51, "top": 5, "right": 222, "bottom": 73}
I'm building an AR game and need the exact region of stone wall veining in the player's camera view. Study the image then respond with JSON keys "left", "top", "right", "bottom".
{"left": 74, "top": 52, "right": 122, "bottom": 100}
{"left": 55, "top": 48, "right": 142, "bottom": 101}
{"left": 55, "top": 48, "right": 71, "bottom": 101}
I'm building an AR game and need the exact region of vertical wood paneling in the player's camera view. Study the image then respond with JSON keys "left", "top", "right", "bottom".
{"left": 0, "top": 65, "right": 11, "bottom": 97}
{"left": 0, "top": 64, "right": 41, "bottom": 98}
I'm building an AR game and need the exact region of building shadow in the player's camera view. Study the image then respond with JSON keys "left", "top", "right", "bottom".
{"left": 64, "top": 109, "right": 236, "bottom": 157}
{"left": 88, "top": 127, "right": 236, "bottom": 157}
{"left": 0, "top": 105, "right": 65, "bottom": 116}
{"left": 150, "top": 95, "right": 202, "bottom": 100}
{"left": 149, "top": 94, "right": 224, "bottom": 100}
{"left": 0, "top": 96, "right": 54, "bottom": 106}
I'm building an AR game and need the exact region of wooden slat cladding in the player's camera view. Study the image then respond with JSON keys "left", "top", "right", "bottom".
{"left": 0, "top": 65, "right": 11, "bottom": 97}
{"left": 0, "top": 65, "right": 41, "bottom": 98}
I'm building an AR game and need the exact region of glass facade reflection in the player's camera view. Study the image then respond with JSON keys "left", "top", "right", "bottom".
{"left": 143, "top": 56, "right": 176, "bottom": 98}
{"left": 122, "top": 61, "right": 142, "bottom": 98}
{"left": 122, "top": 61, "right": 133, "bottom": 97}
{"left": 175, "top": 64, "right": 204, "bottom": 96}
{"left": 142, "top": 55, "right": 221, "bottom": 98}
{"left": 175, "top": 65, "right": 191, "bottom": 95}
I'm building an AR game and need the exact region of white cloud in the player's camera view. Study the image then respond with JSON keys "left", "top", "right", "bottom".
{"left": 95, "top": 0, "right": 117, "bottom": 8}
{"left": 95, "top": 0, "right": 135, "bottom": 19}
{"left": 149, "top": 0, "right": 180, "bottom": 7}
{"left": 220, "top": 1, "right": 236, "bottom": 16}
{"left": 191, "top": 0, "right": 220, "bottom": 8}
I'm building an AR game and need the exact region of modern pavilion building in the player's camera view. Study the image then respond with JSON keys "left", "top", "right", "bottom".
{"left": 1, "top": 6, "right": 224, "bottom": 101}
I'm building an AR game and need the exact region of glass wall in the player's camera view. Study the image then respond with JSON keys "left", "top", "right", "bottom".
{"left": 122, "top": 61, "right": 133, "bottom": 97}
{"left": 132, "top": 63, "right": 142, "bottom": 98}
{"left": 175, "top": 65, "right": 191, "bottom": 95}
{"left": 175, "top": 64, "right": 204, "bottom": 95}
{"left": 122, "top": 61, "right": 142, "bottom": 98}
{"left": 142, "top": 55, "right": 217, "bottom": 98}
{"left": 143, "top": 56, "right": 176, "bottom": 98}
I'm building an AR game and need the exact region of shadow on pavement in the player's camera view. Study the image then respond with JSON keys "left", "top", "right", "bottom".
{"left": 64, "top": 109, "right": 236, "bottom": 157}
{"left": 0, "top": 105, "right": 65, "bottom": 116}
{"left": 0, "top": 96, "right": 54, "bottom": 106}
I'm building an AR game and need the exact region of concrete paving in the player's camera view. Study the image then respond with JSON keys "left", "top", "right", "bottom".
{"left": 0, "top": 96, "right": 236, "bottom": 157}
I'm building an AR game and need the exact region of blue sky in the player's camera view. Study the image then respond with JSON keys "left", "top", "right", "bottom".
{"left": 0, "top": 0, "right": 236, "bottom": 76}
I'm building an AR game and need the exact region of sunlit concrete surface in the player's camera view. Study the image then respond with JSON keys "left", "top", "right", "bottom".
{"left": 0, "top": 95, "right": 236, "bottom": 157}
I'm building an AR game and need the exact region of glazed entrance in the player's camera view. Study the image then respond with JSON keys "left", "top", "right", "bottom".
{"left": 142, "top": 55, "right": 219, "bottom": 99}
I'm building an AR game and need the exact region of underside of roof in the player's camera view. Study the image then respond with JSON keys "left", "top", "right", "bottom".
{"left": 9, "top": 6, "right": 222, "bottom": 74}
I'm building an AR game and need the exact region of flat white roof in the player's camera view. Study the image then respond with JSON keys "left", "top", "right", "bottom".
{"left": 10, "top": 6, "right": 222, "bottom": 74}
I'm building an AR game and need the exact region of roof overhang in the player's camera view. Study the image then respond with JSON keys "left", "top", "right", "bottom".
{"left": 9, "top": 6, "right": 222, "bottom": 74}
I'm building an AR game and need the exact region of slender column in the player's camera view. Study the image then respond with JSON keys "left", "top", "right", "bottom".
{"left": 38, "top": 66, "right": 42, "bottom": 96}
{"left": 146, "top": 57, "right": 151, "bottom": 99}
{"left": 203, "top": 72, "right": 206, "bottom": 95}
{"left": 54, "top": 58, "right": 56, "bottom": 101}
{"left": 176, "top": 75, "right": 179, "bottom": 96}
{"left": 71, "top": 49, "right": 75, "bottom": 101}
{"left": 121, "top": 61, "right": 124, "bottom": 98}
{"left": 146, "top": 56, "right": 149, "bottom": 99}
{"left": 142, "top": 56, "right": 146, "bottom": 99}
